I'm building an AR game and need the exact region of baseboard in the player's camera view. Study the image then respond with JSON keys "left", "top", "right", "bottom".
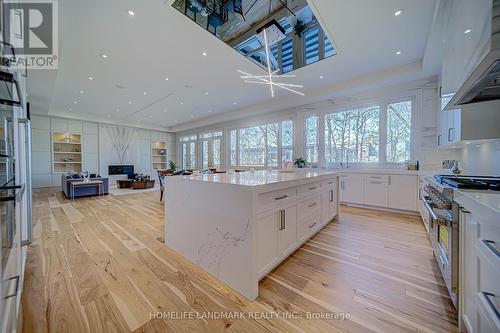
{"left": 340, "top": 202, "right": 419, "bottom": 216}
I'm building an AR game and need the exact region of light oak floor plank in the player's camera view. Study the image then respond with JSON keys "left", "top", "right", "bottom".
{"left": 22, "top": 189, "right": 458, "bottom": 333}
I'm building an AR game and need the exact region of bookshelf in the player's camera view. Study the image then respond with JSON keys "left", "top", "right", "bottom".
{"left": 52, "top": 132, "right": 82, "bottom": 173}
{"left": 151, "top": 141, "right": 167, "bottom": 170}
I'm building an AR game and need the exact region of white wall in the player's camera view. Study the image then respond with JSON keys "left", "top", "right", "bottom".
{"left": 31, "top": 115, "right": 176, "bottom": 188}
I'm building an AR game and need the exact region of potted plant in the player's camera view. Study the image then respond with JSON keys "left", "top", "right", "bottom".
{"left": 169, "top": 160, "right": 177, "bottom": 172}
{"left": 294, "top": 157, "right": 307, "bottom": 168}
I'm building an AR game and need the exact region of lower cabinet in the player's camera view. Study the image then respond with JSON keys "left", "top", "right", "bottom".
{"left": 340, "top": 173, "right": 418, "bottom": 212}
{"left": 257, "top": 177, "right": 338, "bottom": 278}
{"left": 257, "top": 203, "right": 297, "bottom": 277}
{"left": 340, "top": 175, "right": 364, "bottom": 204}
{"left": 388, "top": 175, "right": 418, "bottom": 211}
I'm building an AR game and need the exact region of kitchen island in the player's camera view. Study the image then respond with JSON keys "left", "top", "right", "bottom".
{"left": 165, "top": 170, "right": 340, "bottom": 300}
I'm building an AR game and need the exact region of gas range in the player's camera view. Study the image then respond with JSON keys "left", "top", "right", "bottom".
{"left": 434, "top": 175, "right": 500, "bottom": 191}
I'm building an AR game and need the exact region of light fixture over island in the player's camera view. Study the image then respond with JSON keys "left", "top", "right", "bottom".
{"left": 164, "top": 169, "right": 340, "bottom": 300}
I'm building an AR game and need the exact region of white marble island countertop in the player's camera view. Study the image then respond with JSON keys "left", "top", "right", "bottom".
{"left": 176, "top": 169, "right": 341, "bottom": 191}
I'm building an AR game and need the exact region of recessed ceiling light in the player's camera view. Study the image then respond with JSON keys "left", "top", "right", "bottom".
{"left": 464, "top": 29, "right": 472, "bottom": 34}
{"left": 79, "top": 90, "right": 84, "bottom": 94}
{"left": 204, "top": 91, "right": 209, "bottom": 95}
{"left": 394, "top": 10, "right": 402, "bottom": 16}
{"left": 148, "top": 115, "right": 152, "bottom": 118}
{"left": 128, "top": 10, "right": 135, "bottom": 16}
{"left": 165, "top": 77, "right": 169, "bottom": 81}
{"left": 100, "top": 53, "right": 108, "bottom": 59}
{"left": 73, "top": 100, "right": 78, "bottom": 104}
{"left": 233, "top": 101, "right": 237, "bottom": 105}
{"left": 128, "top": 101, "right": 132, "bottom": 104}
{"left": 143, "top": 91, "right": 147, "bottom": 95}
{"left": 180, "top": 102, "right": 184, "bottom": 105}
{"left": 396, "top": 51, "right": 401, "bottom": 55}
{"left": 208, "top": 109, "right": 212, "bottom": 113}
{"left": 202, "top": 51, "right": 207, "bottom": 57}
{"left": 319, "top": 75, "right": 324, "bottom": 79}
{"left": 89, "top": 76, "right": 94, "bottom": 80}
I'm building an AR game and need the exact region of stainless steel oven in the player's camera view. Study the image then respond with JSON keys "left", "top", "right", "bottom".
{"left": 421, "top": 180, "right": 458, "bottom": 307}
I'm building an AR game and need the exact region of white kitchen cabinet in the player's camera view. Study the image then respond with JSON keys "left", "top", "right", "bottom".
{"left": 388, "top": 175, "right": 418, "bottom": 211}
{"left": 340, "top": 174, "right": 364, "bottom": 205}
{"left": 257, "top": 210, "right": 279, "bottom": 277}
{"left": 278, "top": 204, "right": 297, "bottom": 257}
{"left": 68, "top": 120, "right": 83, "bottom": 133}
{"left": 321, "top": 183, "right": 337, "bottom": 226}
{"left": 50, "top": 118, "right": 68, "bottom": 132}
{"left": 364, "top": 179, "right": 389, "bottom": 207}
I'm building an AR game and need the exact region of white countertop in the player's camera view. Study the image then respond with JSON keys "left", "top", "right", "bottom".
{"left": 338, "top": 168, "right": 421, "bottom": 175}
{"left": 171, "top": 169, "right": 340, "bottom": 188}
{"left": 454, "top": 188, "right": 500, "bottom": 221}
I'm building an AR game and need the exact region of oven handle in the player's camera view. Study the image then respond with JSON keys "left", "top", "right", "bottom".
{"left": 421, "top": 196, "right": 438, "bottom": 220}
{"left": 421, "top": 195, "right": 452, "bottom": 227}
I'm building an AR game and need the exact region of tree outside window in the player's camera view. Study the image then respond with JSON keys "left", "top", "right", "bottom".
{"left": 386, "top": 101, "right": 412, "bottom": 163}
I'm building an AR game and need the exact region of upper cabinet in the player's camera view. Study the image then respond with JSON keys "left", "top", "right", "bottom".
{"left": 441, "top": 0, "right": 492, "bottom": 96}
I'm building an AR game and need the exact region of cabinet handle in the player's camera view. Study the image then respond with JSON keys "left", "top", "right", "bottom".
{"left": 328, "top": 181, "right": 335, "bottom": 185}
{"left": 3, "top": 275, "right": 20, "bottom": 300}
{"left": 482, "top": 239, "right": 500, "bottom": 259}
{"left": 307, "top": 202, "right": 317, "bottom": 208}
{"left": 481, "top": 292, "right": 500, "bottom": 322}
{"left": 437, "top": 134, "right": 442, "bottom": 146}
{"left": 448, "top": 128, "right": 454, "bottom": 141}
{"left": 370, "top": 176, "right": 382, "bottom": 179}
{"left": 308, "top": 186, "right": 317, "bottom": 190}
{"left": 279, "top": 210, "right": 285, "bottom": 230}
{"left": 370, "top": 181, "right": 382, "bottom": 184}
{"left": 308, "top": 222, "right": 317, "bottom": 229}
{"left": 329, "top": 189, "right": 334, "bottom": 202}
{"left": 275, "top": 195, "right": 288, "bottom": 201}
{"left": 388, "top": 176, "right": 391, "bottom": 185}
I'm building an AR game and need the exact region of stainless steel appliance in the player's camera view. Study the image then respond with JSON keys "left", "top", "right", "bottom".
{"left": 421, "top": 174, "right": 500, "bottom": 308}
{"left": 0, "top": 43, "right": 32, "bottom": 333}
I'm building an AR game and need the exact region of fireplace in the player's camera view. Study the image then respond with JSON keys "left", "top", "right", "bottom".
{"left": 108, "top": 165, "right": 135, "bottom": 179}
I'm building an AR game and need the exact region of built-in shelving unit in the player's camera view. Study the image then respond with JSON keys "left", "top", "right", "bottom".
{"left": 52, "top": 132, "right": 82, "bottom": 173}
{"left": 151, "top": 141, "right": 167, "bottom": 170}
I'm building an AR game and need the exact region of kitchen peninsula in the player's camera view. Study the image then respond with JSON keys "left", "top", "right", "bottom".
{"left": 165, "top": 170, "right": 340, "bottom": 300}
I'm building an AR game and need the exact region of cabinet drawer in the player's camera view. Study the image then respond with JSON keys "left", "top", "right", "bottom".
{"left": 259, "top": 187, "right": 297, "bottom": 206}
{"left": 365, "top": 174, "right": 389, "bottom": 183}
{"left": 321, "top": 178, "right": 337, "bottom": 188}
{"left": 298, "top": 195, "right": 321, "bottom": 219}
{"left": 298, "top": 213, "right": 321, "bottom": 242}
{"left": 477, "top": 238, "right": 500, "bottom": 297}
{"left": 340, "top": 173, "right": 364, "bottom": 181}
{"left": 298, "top": 182, "right": 321, "bottom": 195}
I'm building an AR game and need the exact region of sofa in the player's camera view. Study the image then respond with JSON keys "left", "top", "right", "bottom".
{"left": 61, "top": 174, "right": 109, "bottom": 199}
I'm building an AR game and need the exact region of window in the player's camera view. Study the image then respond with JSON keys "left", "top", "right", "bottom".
{"left": 230, "top": 120, "right": 293, "bottom": 167}
{"left": 386, "top": 101, "right": 412, "bottom": 163}
{"left": 179, "top": 135, "right": 197, "bottom": 169}
{"left": 324, "top": 34, "right": 336, "bottom": 58}
{"left": 305, "top": 116, "right": 319, "bottom": 163}
{"left": 281, "top": 37, "right": 293, "bottom": 73}
{"left": 281, "top": 120, "right": 293, "bottom": 165}
{"left": 324, "top": 107, "right": 380, "bottom": 163}
{"left": 201, "top": 131, "right": 223, "bottom": 169}
{"left": 305, "top": 26, "right": 320, "bottom": 65}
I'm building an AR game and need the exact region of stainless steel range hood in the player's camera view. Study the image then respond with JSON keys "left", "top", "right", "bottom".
{"left": 446, "top": 0, "right": 500, "bottom": 108}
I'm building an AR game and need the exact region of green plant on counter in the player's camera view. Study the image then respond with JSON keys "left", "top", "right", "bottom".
{"left": 294, "top": 157, "right": 307, "bottom": 168}
{"left": 169, "top": 160, "right": 177, "bottom": 171}
{"left": 294, "top": 20, "right": 306, "bottom": 37}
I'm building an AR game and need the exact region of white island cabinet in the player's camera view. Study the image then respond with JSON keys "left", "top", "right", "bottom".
{"left": 165, "top": 170, "right": 340, "bottom": 300}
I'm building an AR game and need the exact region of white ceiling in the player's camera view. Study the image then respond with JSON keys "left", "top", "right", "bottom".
{"left": 27, "top": 0, "right": 439, "bottom": 132}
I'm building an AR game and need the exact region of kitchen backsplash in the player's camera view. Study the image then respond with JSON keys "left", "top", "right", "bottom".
{"left": 458, "top": 140, "right": 500, "bottom": 176}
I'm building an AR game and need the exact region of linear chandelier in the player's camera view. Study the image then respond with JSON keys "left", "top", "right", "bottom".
{"left": 238, "top": 23, "right": 304, "bottom": 97}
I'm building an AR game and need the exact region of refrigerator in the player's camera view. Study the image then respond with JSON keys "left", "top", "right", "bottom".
{"left": 0, "top": 42, "right": 32, "bottom": 333}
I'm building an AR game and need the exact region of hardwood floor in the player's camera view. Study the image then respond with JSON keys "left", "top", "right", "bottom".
{"left": 22, "top": 189, "right": 458, "bottom": 333}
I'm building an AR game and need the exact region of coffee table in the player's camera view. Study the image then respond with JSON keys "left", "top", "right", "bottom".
{"left": 70, "top": 180, "right": 103, "bottom": 201}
